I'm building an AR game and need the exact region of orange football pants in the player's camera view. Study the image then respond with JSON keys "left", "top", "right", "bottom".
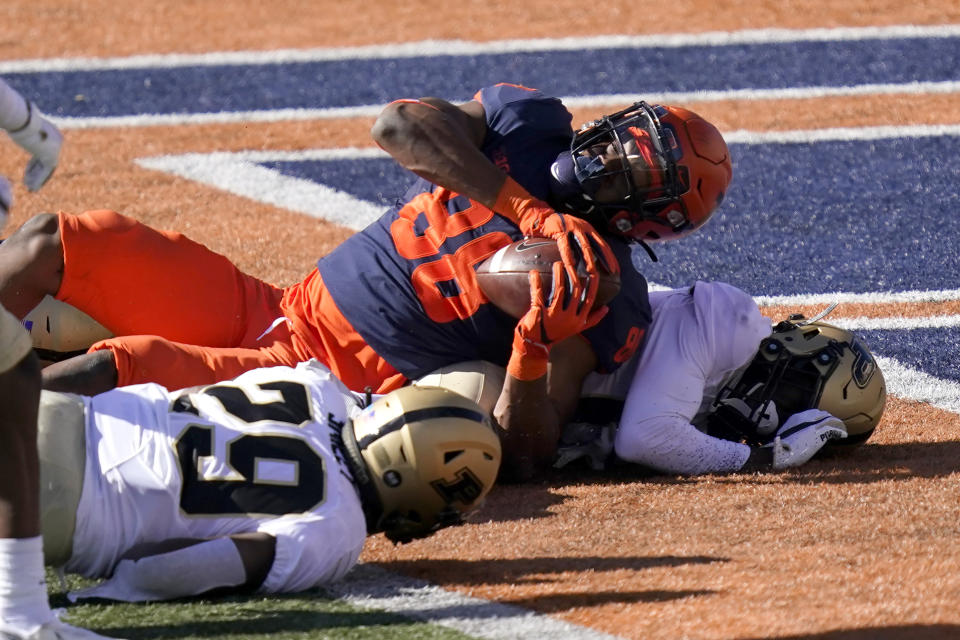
{"left": 57, "top": 210, "right": 406, "bottom": 392}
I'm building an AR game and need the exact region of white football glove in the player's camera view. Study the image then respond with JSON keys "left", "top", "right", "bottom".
{"left": 769, "top": 409, "right": 848, "bottom": 470}
{"left": 7, "top": 102, "right": 62, "bottom": 191}
{"left": 0, "top": 174, "right": 11, "bottom": 230}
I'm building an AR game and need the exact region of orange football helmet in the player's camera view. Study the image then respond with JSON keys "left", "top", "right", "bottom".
{"left": 548, "top": 101, "right": 733, "bottom": 243}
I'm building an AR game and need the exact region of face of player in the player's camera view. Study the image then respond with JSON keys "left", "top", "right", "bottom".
{"left": 577, "top": 123, "right": 668, "bottom": 204}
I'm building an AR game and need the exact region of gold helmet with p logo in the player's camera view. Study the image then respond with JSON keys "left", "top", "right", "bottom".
{"left": 710, "top": 315, "right": 887, "bottom": 447}
{"left": 342, "top": 385, "right": 501, "bottom": 543}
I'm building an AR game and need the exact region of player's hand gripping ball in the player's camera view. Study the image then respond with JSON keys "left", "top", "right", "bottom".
{"left": 476, "top": 238, "right": 620, "bottom": 318}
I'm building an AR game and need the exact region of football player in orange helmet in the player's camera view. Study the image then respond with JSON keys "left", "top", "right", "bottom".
{"left": 548, "top": 101, "right": 732, "bottom": 243}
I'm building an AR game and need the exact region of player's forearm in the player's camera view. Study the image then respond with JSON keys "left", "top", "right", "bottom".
{"left": 71, "top": 534, "right": 274, "bottom": 602}
{"left": 493, "top": 374, "right": 562, "bottom": 482}
{"left": 615, "top": 416, "right": 753, "bottom": 475}
{"left": 370, "top": 98, "right": 506, "bottom": 207}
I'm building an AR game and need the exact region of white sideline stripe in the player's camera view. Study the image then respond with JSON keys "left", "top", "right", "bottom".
{"left": 326, "top": 563, "right": 625, "bottom": 640}
{"left": 751, "top": 288, "right": 960, "bottom": 306}
{"left": 46, "top": 82, "right": 960, "bottom": 131}
{"left": 875, "top": 357, "right": 960, "bottom": 416}
{"left": 3, "top": 24, "right": 960, "bottom": 73}
{"left": 51, "top": 106, "right": 385, "bottom": 129}
{"left": 562, "top": 80, "right": 960, "bottom": 110}
{"left": 135, "top": 150, "right": 387, "bottom": 230}
{"left": 725, "top": 123, "right": 960, "bottom": 144}
{"left": 138, "top": 145, "right": 960, "bottom": 237}
{"left": 830, "top": 315, "right": 960, "bottom": 331}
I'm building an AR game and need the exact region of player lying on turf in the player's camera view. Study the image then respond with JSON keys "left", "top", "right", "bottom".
{"left": 0, "top": 84, "right": 731, "bottom": 482}
{"left": 0, "top": 307, "right": 112, "bottom": 639}
{"left": 554, "top": 281, "right": 887, "bottom": 474}
{"left": 431, "top": 280, "right": 886, "bottom": 477}
{"left": 0, "top": 304, "right": 500, "bottom": 613}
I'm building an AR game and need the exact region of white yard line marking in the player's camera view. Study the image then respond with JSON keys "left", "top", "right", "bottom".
{"left": 725, "top": 124, "right": 960, "bottom": 144}
{"left": 53, "top": 106, "right": 387, "bottom": 129}
{"left": 750, "top": 288, "right": 960, "bottom": 306}
{"left": 326, "top": 563, "right": 626, "bottom": 640}
{"left": 648, "top": 283, "right": 960, "bottom": 305}
{"left": 875, "top": 357, "right": 960, "bottom": 416}
{"left": 563, "top": 81, "right": 960, "bottom": 111}
{"left": 47, "top": 85, "right": 960, "bottom": 130}
{"left": 136, "top": 149, "right": 388, "bottom": 231}
{"left": 829, "top": 315, "right": 960, "bottom": 331}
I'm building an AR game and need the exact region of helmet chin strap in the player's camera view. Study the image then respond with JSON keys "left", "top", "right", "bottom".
{"left": 336, "top": 419, "right": 384, "bottom": 535}
{"left": 631, "top": 237, "right": 659, "bottom": 263}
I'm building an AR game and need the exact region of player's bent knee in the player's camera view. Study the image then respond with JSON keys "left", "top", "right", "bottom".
{"left": 21, "top": 213, "right": 63, "bottom": 263}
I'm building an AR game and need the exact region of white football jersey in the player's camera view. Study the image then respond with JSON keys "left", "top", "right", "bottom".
{"left": 582, "top": 281, "right": 773, "bottom": 475}
{"left": 67, "top": 360, "right": 368, "bottom": 594}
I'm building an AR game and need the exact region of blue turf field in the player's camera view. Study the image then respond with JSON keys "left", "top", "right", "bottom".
{"left": 5, "top": 18, "right": 960, "bottom": 639}
{"left": 266, "top": 139, "right": 960, "bottom": 388}
{"left": 6, "top": 30, "right": 958, "bottom": 394}
{"left": 262, "top": 135, "right": 960, "bottom": 296}
{"left": 4, "top": 33, "right": 960, "bottom": 116}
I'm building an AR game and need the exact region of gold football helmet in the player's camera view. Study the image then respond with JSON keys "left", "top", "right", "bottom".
{"left": 709, "top": 315, "right": 887, "bottom": 447}
{"left": 341, "top": 385, "right": 501, "bottom": 543}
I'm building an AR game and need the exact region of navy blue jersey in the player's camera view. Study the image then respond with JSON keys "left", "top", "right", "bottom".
{"left": 318, "top": 84, "right": 651, "bottom": 380}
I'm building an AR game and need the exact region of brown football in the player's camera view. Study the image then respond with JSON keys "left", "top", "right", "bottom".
{"left": 475, "top": 238, "right": 621, "bottom": 318}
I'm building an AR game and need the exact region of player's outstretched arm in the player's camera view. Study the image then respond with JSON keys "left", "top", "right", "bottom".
{"left": 371, "top": 97, "right": 506, "bottom": 207}
{"left": 371, "top": 94, "right": 618, "bottom": 281}
{"left": 69, "top": 533, "right": 276, "bottom": 602}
